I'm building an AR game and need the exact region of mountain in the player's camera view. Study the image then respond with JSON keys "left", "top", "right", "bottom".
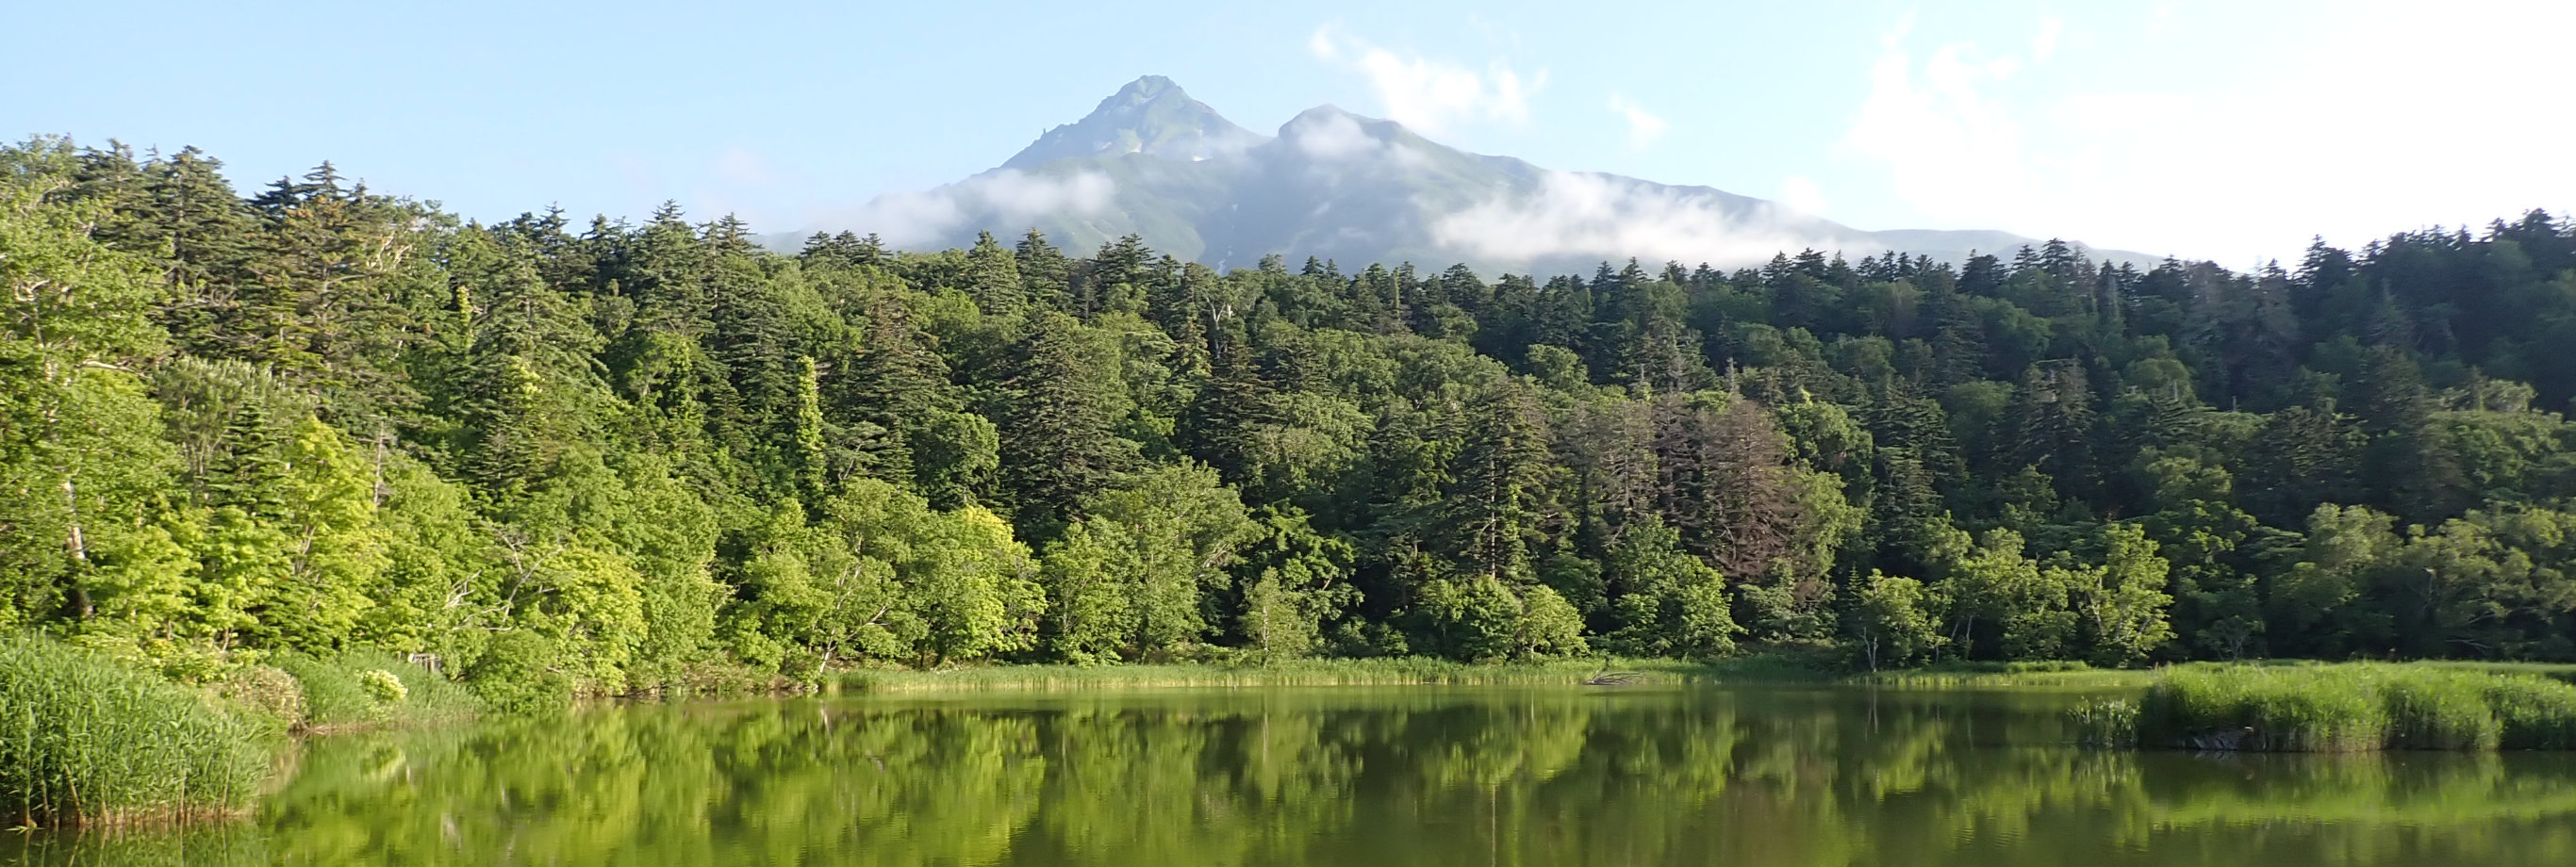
{"left": 999, "top": 75, "right": 1267, "bottom": 170}
{"left": 818, "top": 77, "right": 2151, "bottom": 273}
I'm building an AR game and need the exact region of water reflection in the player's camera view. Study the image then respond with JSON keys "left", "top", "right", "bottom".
{"left": 10, "top": 686, "right": 2576, "bottom": 866}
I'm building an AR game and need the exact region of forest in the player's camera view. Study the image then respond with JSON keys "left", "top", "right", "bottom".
{"left": 8, "top": 134, "right": 2576, "bottom": 702}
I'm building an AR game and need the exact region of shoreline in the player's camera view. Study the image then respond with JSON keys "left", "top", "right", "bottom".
{"left": 825, "top": 654, "right": 2165, "bottom": 694}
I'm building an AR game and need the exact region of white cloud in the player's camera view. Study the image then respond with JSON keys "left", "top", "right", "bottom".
{"left": 826, "top": 169, "right": 1115, "bottom": 248}
{"left": 1780, "top": 175, "right": 1828, "bottom": 217}
{"left": 1606, "top": 93, "right": 1668, "bottom": 150}
{"left": 1307, "top": 26, "right": 1341, "bottom": 62}
{"left": 1841, "top": 39, "right": 2034, "bottom": 224}
{"left": 1838, "top": 1, "right": 2576, "bottom": 262}
{"left": 1286, "top": 110, "right": 1381, "bottom": 160}
{"left": 978, "top": 170, "right": 1115, "bottom": 220}
{"left": 715, "top": 146, "right": 773, "bottom": 188}
{"left": 1308, "top": 24, "right": 1545, "bottom": 136}
{"left": 1429, "top": 171, "right": 1843, "bottom": 268}
{"left": 2031, "top": 16, "right": 2065, "bottom": 64}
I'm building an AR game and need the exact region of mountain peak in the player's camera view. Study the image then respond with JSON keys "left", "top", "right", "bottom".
{"left": 1277, "top": 105, "right": 1429, "bottom": 160}
{"left": 1001, "top": 76, "right": 1268, "bottom": 170}
{"left": 1115, "top": 74, "right": 1182, "bottom": 101}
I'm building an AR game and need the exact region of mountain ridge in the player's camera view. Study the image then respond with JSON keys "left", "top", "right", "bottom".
{"left": 815, "top": 76, "right": 2155, "bottom": 273}
{"left": 1000, "top": 75, "right": 1268, "bottom": 170}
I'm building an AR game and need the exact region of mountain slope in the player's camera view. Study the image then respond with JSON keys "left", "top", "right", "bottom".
{"left": 830, "top": 77, "right": 2150, "bottom": 273}
{"left": 1000, "top": 75, "right": 1267, "bottom": 170}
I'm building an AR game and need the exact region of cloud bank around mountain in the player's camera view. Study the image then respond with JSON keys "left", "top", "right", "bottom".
{"left": 827, "top": 169, "right": 1115, "bottom": 247}
{"left": 1428, "top": 171, "right": 1836, "bottom": 268}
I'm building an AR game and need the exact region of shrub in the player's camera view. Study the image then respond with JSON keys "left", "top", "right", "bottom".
{"left": 357, "top": 669, "right": 409, "bottom": 705}
{"left": 278, "top": 646, "right": 484, "bottom": 725}
{"left": 348, "top": 650, "right": 479, "bottom": 723}
{"left": 465, "top": 631, "right": 573, "bottom": 715}
{"left": 270, "top": 652, "right": 386, "bottom": 728}
{"left": 270, "top": 649, "right": 477, "bottom": 729}
{"left": 208, "top": 664, "right": 306, "bottom": 729}
{"left": 0, "top": 633, "right": 272, "bottom": 826}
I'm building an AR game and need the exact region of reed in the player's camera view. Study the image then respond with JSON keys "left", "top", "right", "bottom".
{"left": 2484, "top": 677, "right": 2576, "bottom": 749}
{"left": 836, "top": 656, "right": 1819, "bottom": 693}
{"left": 1864, "top": 661, "right": 2161, "bottom": 691}
{"left": 0, "top": 633, "right": 272, "bottom": 827}
{"left": 268, "top": 649, "right": 478, "bottom": 730}
{"left": 2069, "top": 697, "right": 2141, "bottom": 747}
{"left": 2136, "top": 663, "right": 2576, "bottom": 752}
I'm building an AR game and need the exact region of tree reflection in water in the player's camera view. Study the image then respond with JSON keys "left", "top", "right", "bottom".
{"left": 10, "top": 687, "right": 2576, "bottom": 866}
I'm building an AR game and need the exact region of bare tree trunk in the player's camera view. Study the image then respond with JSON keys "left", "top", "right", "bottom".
{"left": 63, "top": 479, "right": 92, "bottom": 618}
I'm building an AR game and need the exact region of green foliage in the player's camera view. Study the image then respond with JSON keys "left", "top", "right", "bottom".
{"left": 839, "top": 656, "right": 1747, "bottom": 691}
{"left": 2142, "top": 665, "right": 2390, "bottom": 752}
{"left": 2484, "top": 676, "right": 2576, "bottom": 748}
{"left": 0, "top": 633, "right": 271, "bottom": 826}
{"left": 268, "top": 651, "right": 378, "bottom": 727}
{"left": 2068, "top": 697, "right": 2139, "bottom": 748}
{"left": 356, "top": 668, "right": 407, "bottom": 704}
{"left": 463, "top": 630, "right": 572, "bottom": 715}
{"left": 1045, "top": 463, "right": 1256, "bottom": 659}
{"left": 1846, "top": 570, "right": 1945, "bottom": 670}
{"left": 268, "top": 648, "right": 475, "bottom": 729}
{"left": 1606, "top": 518, "right": 1741, "bottom": 659}
{"left": 1409, "top": 574, "right": 1524, "bottom": 662}
{"left": 1514, "top": 584, "right": 1590, "bottom": 659}
{"left": 2072, "top": 523, "right": 2177, "bottom": 666}
{"left": 8, "top": 134, "right": 2576, "bottom": 703}
{"left": 2136, "top": 663, "right": 2576, "bottom": 751}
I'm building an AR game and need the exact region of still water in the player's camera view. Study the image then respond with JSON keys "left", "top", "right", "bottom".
{"left": 12, "top": 685, "right": 2576, "bottom": 865}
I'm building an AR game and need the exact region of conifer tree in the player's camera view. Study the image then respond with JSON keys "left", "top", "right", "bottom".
{"left": 994, "top": 313, "right": 1135, "bottom": 530}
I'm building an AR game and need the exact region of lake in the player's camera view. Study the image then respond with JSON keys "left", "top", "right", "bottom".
{"left": 11, "top": 684, "right": 2576, "bottom": 865}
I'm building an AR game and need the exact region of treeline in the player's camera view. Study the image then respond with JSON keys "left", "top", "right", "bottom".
{"left": 7, "top": 136, "right": 2576, "bottom": 697}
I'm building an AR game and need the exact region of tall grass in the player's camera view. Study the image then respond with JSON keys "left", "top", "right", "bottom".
{"left": 2137, "top": 663, "right": 2576, "bottom": 752}
{"left": 0, "top": 633, "right": 272, "bottom": 827}
{"left": 2069, "top": 697, "right": 2141, "bottom": 747}
{"left": 837, "top": 656, "right": 1825, "bottom": 693}
{"left": 1863, "top": 661, "right": 2161, "bottom": 691}
{"left": 266, "top": 649, "right": 479, "bottom": 730}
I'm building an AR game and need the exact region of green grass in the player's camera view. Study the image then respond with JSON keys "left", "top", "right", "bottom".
{"left": 266, "top": 649, "right": 478, "bottom": 731}
{"left": 1858, "top": 661, "right": 2161, "bottom": 691}
{"left": 837, "top": 655, "right": 1836, "bottom": 693}
{"left": 0, "top": 633, "right": 274, "bottom": 827}
{"left": 2136, "top": 663, "right": 2576, "bottom": 751}
{"left": 2482, "top": 677, "right": 2576, "bottom": 749}
{"left": 2070, "top": 697, "right": 2141, "bottom": 747}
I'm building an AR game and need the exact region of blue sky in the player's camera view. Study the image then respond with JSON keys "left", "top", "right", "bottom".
{"left": 14, "top": 0, "right": 2569, "bottom": 264}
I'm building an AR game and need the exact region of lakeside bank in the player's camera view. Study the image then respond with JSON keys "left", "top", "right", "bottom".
{"left": 19, "top": 629, "right": 2576, "bottom": 827}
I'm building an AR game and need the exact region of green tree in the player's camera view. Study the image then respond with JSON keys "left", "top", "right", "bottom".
{"left": 995, "top": 313, "right": 1136, "bottom": 530}
{"left": 2271, "top": 504, "right": 2402, "bottom": 656}
{"left": 2071, "top": 523, "right": 2175, "bottom": 666}
{"left": 253, "top": 416, "right": 389, "bottom": 652}
{"left": 1037, "top": 519, "right": 1135, "bottom": 663}
{"left": 909, "top": 505, "right": 1044, "bottom": 665}
{"left": 0, "top": 167, "right": 186, "bottom": 630}
{"left": 1605, "top": 518, "right": 1740, "bottom": 659}
{"left": 1845, "top": 571, "right": 1944, "bottom": 670}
